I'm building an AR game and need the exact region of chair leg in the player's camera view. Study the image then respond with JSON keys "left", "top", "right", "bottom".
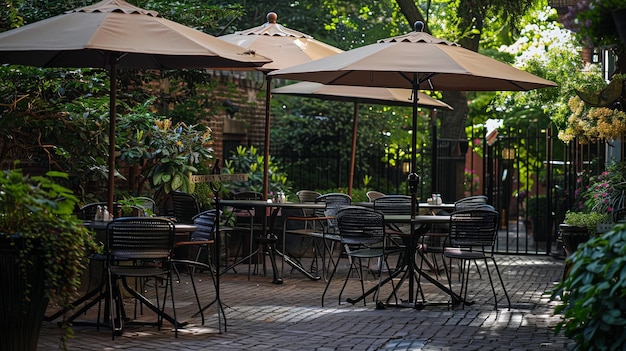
{"left": 487, "top": 257, "right": 511, "bottom": 310}
{"left": 321, "top": 254, "right": 342, "bottom": 307}
{"left": 186, "top": 264, "right": 205, "bottom": 325}
{"left": 169, "top": 273, "right": 178, "bottom": 338}
{"left": 445, "top": 257, "right": 471, "bottom": 310}
{"left": 461, "top": 260, "right": 472, "bottom": 309}
{"left": 321, "top": 239, "right": 335, "bottom": 281}
{"left": 444, "top": 256, "right": 453, "bottom": 310}
{"left": 338, "top": 256, "right": 367, "bottom": 306}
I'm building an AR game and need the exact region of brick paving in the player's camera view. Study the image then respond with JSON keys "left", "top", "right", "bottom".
{"left": 38, "top": 254, "right": 571, "bottom": 350}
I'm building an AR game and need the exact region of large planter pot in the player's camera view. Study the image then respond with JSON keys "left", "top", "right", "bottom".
{"left": 0, "top": 236, "right": 48, "bottom": 351}
{"left": 559, "top": 223, "right": 591, "bottom": 256}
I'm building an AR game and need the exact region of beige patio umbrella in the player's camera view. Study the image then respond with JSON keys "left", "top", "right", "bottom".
{"left": 269, "top": 21, "right": 557, "bottom": 207}
{"left": 0, "top": 0, "right": 271, "bottom": 211}
{"left": 269, "top": 22, "right": 558, "bottom": 250}
{"left": 219, "top": 12, "right": 343, "bottom": 199}
{"left": 272, "top": 82, "right": 453, "bottom": 196}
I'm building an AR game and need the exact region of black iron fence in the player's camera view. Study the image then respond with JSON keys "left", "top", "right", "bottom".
{"left": 275, "top": 121, "right": 616, "bottom": 255}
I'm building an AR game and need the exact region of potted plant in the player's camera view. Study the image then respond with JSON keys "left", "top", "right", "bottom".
{"left": 0, "top": 167, "right": 100, "bottom": 351}
{"left": 551, "top": 224, "right": 626, "bottom": 351}
{"left": 559, "top": 161, "right": 626, "bottom": 253}
{"left": 560, "top": 210, "right": 611, "bottom": 255}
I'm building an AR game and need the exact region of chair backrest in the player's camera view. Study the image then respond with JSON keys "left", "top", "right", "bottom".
{"left": 315, "top": 193, "right": 351, "bottom": 232}
{"left": 448, "top": 208, "right": 499, "bottom": 249}
{"left": 373, "top": 195, "right": 412, "bottom": 215}
{"left": 454, "top": 195, "right": 488, "bottom": 211}
{"left": 296, "top": 190, "right": 322, "bottom": 203}
{"left": 77, "top": 202, "right": 121, "bottom": 220}
{"left": 107, "top": 217, "right": 175, "bottom": 260}
{"left": 169, "top": 191, "right": 201, "bottom": 224}
{"left": 191, "top": 209, "right": 219, "bottom": 241}
{"left": 366, "top": 190, "right": 386, "bottom": 202}
{"left": 296, "top": 190, "right": 321, "bottom": 217}
{"left": 336, "top": 206, "right": 385, "bottom": 246}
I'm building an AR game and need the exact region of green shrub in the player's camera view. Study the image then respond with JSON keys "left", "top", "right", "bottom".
{"left": 551, "top": 224, "right": 626, "bottom": 350}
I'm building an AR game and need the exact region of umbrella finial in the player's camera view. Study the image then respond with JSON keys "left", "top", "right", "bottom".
{"left": 267, "top": 12, "right": 278, "bottom": 24}
{"left": 413, "top": 21, "right": 425, "bottom": 32}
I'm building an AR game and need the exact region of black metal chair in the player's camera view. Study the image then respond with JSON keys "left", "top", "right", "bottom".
{"left": 296, "top": 190, "right": 321, "bottom": 217}
{"left": 321, "top": 206, "right": 392, "bottom": 306}
{"left": 443, "top": 208, "right": 511, "bottom": 310}
{"left": 454, "top": 195, "right": 488, "bottom": 211}
{"left": 167, "top": 191, "right": 201, "bottom": 224}
{"left": 106, "top": 217, "right": 178, "bottom": 339}
{"left": 173, "top": 209, "right": 218, "bottom": 269}
{"left": 314, "top": 193, "right": 351, "bottom": 278}
{"left": 276, "top": 206, "right": 324, "bottom": 278}
{"left": 366, "top": 190, "right": 386, "bottom": 202}
{"left": 373, "top": 194, "right": 413, "bottom": 234}
{"left": 171, "top": 209, "right": 225, "bottom": 330}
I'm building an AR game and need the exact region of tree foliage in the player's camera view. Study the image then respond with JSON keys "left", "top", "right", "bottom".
{"left": 0, "top": 0, "right": 564, "bottom": 199}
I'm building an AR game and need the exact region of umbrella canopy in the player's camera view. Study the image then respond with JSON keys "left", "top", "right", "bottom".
{"left": 268, "top": 25, "right": 556, "bottom": 91}
{"left": 272, "top": 82, "right": 452, "bottom": 108}
{"left": 272, "top": 81, "right": 453, "bottom": 196}
{"left": 219, "top": 12, "right": 343, "bottom": 199}
{"left": 270, "top": 22, "right": 556, "bottom": 208}
{"left": 219, "top": 12, "right": 344, "bottom": 72}
{"left": 0, "top": 0, "right": 271, "bottom": 210}
{"left": 0, "top": 0, "right": 270, "bottom": 70}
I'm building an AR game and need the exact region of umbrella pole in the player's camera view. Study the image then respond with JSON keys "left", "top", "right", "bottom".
{"left": 263, "top": 74, "right": 272, "bottom": 200}
{"left": 348, "top": 102, "right": 358, "bottom": 197}
{"left": 107, "top": 56, "right": 118, "bottom": 213}
{"left": 408, "top": 80, "right": 420, "bottom": 307}
{"left": 430, "top": 109, "right": 438, "bottom": 195}
{"left": 409, "top": 78, "right": 420, "bottom": 218}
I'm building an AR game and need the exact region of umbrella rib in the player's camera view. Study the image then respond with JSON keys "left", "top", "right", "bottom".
{"left": 421, "top": 73, "right": 437, "bottom": 89}
{"left": 327, "top": 70, "right": 355, "bottom": 85}
{"left": 398, "top": 71, "right": 414, "bottom": 86}
{"left": 509, "top": 81, "right": 527, "bottom": 90}
{"left": 398, "top": 72, "right": 438, "bottom": 89}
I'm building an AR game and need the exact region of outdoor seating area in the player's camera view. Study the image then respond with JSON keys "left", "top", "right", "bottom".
{"left": 4, "top": 1, "right": 626, "bottom": 350}
{"left": 37, "top": 191, "right": 535, "bottom": 347}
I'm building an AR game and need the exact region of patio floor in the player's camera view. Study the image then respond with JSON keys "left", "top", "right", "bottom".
{"left": 38, "top": 251, "right": 571, "bottom": 350}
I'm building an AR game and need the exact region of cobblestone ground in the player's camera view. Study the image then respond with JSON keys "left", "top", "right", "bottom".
{"left": 38, "top": 254, "right": 571, "bottom": 350}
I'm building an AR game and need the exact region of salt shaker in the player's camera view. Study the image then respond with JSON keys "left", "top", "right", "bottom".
{"left": 95, "top": 205, "right": 103, "bottom": 221}
{"left": 102, "top": 206, "right": 110, "bottom": 222}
